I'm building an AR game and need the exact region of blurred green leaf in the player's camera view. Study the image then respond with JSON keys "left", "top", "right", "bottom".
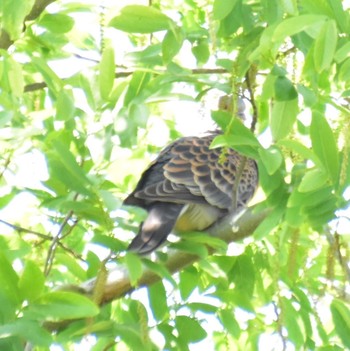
{"left": 99, "top": 45, "right": 115, "bottom": 100}
{"left": 55, "top": 253, "right": 86, "bottom": 281}
{"left": 162, "top": 29, "right": 184, "bottom": 64}
{"left": 38, "top": 13, "right": 74, "bottom": 33}
{"left": 0, "top": 252, "right": 20, "bottom": 306}
{"left": 124, "top": 71, "right": 151, "bottom": 106}
{"left": 192, "top": 41, "right": 210, "bottom": 65}
{"left": 270, "top": 99, "right": 298, "bottom": 141}
{"left": 334, "top": 41, "right": 350, "bottom": 63}
{"left": 275, "top": 76, "right": 298, "bottom": 101}
{"left": 218, "top": 309, "right": 240, "bottom": 338}
{"left": 213, "top": 0, "right": 237, "bottom": 20}
{"left": 148, "top": 281, "right": 168, "bottom": 321}
{"left": 272, "top": 15, "right": 326, "bottom": 43}
{"left": 331, "top": 299, "right": 350, "bottom": 349}
{"left": 179, "top": 267, "right": 199, "bottom": 300}
{"left": 18, "top": 260, "right": 45, "bottom": 302}
{"left": 142, "top": 260, "right": 177, "bottom": 287}
{"left": 314, "top": 19, "right": 338, "bottom": 72}
{"left": 278, "top": 139, "right": 322, "bottom": 167}
{"left": 310, "top": 112, "right": 339, "bottom": 183}
{"left": 282, "top": 297, "right": 305, "bottom": 347}
{"left": 28, "top": 291, "right": 99, "bottom": 320}
{"left": 175, "top": 316, "right": 207, "bottom": 343}
{"left": 109, "top": 5, "right": 173, "bottom": 33}
{"left": 259, "top": 146, "right": 283, "bottom": 175}
{"left": 56, "top": 89, "right": 75, "bottom": 121}
{"left": 1, "top": 0, "right": 35, "bottom": 39}
{"left": 0, "top": 320, "right": 52, "bottom": 346}
{"left": 31, "top": 56, "right": 63, "bottom": 94}
{"left": 4, "top": 56, "right": 24, "bottom": 97}
{"left": 338, "top": 57, "right": 350, "bottom": 82}
{"left": 124, "top": 252, "right": 143, "bottom": 286}
{"left": 298, "top": 168, "right": 328, "bottom": 192}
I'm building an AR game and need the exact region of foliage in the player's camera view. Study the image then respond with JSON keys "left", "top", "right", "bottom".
{"left": 0, "top": 0, "right": 350, "bottom": 350}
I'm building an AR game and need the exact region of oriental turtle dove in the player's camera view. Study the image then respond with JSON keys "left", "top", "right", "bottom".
{"left": 124, "top": 96, "right": 258, "bottom": 254}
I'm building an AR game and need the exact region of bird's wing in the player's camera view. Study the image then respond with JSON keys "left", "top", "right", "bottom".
{"left": 123, "top": 133, "right": 248, "bottom": 210}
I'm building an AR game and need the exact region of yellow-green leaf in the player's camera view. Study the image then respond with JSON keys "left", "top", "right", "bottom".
{"left": 314, "top": 19, "right": 338, "bottom": 72}
{"left": 310, "top": 112, "right": 339, "bottom": 184}
{"left": 270, "top": 99, "right": 298, "bottom": 141}
{"left": 99, "top": 45, "right": 115, "bottom": 100}
{"left": 109, "top": 5, "right": 173, "bottom": 33}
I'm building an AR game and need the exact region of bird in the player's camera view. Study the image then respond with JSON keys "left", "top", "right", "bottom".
{"left": 123, "top": 95, "right": 258, "bottom": 255}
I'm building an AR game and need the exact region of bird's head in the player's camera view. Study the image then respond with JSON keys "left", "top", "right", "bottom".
{"left": 218, "top": 95, "right": 246, "bottom": 120}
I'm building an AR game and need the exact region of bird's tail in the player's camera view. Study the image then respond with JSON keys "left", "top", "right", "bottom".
{"left": 128, "top": 202, "right": 184, "bottom": 255}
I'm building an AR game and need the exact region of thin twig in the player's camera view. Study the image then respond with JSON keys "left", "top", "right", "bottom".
{"left": 0, "top": 154, "right": 12, "bottom": 180}
{"left": 24, "top": 68, "right": 228, "bottom": 93}
{"left": 0, "top": 218, "right": 51, "bottom": 240}
{"left": 44, "top": 194, "right": 79, "bottom": 276}
{"left": 0, "top": 218, "right": 84, "bottom": 261}
{"left": 245, "top": 69, "right": 258, "bottom": 132}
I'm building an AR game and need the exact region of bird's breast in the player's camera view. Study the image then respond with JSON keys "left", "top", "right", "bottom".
{"left": 174, "top": 203, "right": 224, "bottom": 232}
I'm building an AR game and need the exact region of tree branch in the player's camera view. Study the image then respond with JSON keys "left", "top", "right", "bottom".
{"left": 24, "top": 68, "right": 229, "bottom": 93}
{"left": 0, "top": 0, "right": 56, "bottom": 50}
{"left": 61, "top": 205, "right": 271, "bottom": 306}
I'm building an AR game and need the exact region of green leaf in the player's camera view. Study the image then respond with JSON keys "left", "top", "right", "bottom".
{"left": 278, "top": 139, "right": 322, "bottom": 167}
{"left": 231, "top": 253, "right": 255, "bottom": 298}
{"left": 192, "top": 41, "right": 210, "bottom": 65}
{"left": 0, "top": 252, "right": 20, "bottom": 306}
{"left": 99, "top": 45, "right": 115, "bottom": 100}
{"left": 270, "top": 99, "right": 298, "bottom": 141}
{"left": 272, "top": 15, "right": 326, "bottom": 43}
{"left": 31, "top": 56, "right": 63, "bottom": 94}
{"left": 334, "top": 41, "right": 350, "bottom": 63}
{"left": 211, "top": 119, "right": 261, "bottom": 149}
{"left": 162, "top": 29, "right": 184, "bottom": 64}
{"left": 310, "top": 112, "right": 339, "bottom": 183}
{"left": 18, "top": 261, "right": 45, "bottom": 302}
{"left": 56, "top": 89, "right": 75, "bottom": 121}
{"left": 259, "top": 146, "right": 283, "bottom": 175}
{"left": 175, "top": 316, "right": 207, "bottom": 343}
{"left": 124, "top": 252, "right": 143, "bottom": 286}
{"left": 124, "top": 71, "right": 151, "bottom": 106}
{"left": 218, "top": 309, "right": 240, "bottom": 338}
{"left": 274, "top": 76, "right": 298, "bottom": 101}
{"left": 331, "top": 299, "right": 350, "bottom": 349}
{"left": 109, "top": 5, "right": 173, "bottom": 33}
{"left": 179, "top": 267, "right": 199, "bottom": 300}
{"left": 38, "top": 13, "right": 75, "bottom": 33}
{"left": 314, "top": 19, "right": 338, "bottom": 72}
{"left": 28, "top": 291, "right": 99, "bottom": 320}
{"left": 338, "top": 57, "right": 350, "bottom": 82}
{"left": 0, "top": 111, "right": 13, "bottom": 127}
{"left": 55, "top": 253, "right": 86, "bottom": 281}
{"left": 213, "top": 0, "right": 237, "bottom": 20}
{"left": 0, "top": 320, "right": 52, "bottom": 346}
{"left": 148, "top": 281, "right": 168, "bottom": 321}
{"left": 282, "top": 297, "right": 305, "bottom": 347}
{"left": 171, "top": 240, "right": 208, "bottom": 258}
{"left": 328, "top": 0, "right": 349, "bottom": 33}
{"left": 183, "top": 232, "right": 227, "bottom": 252}
{"left": 1, "top": 0, "right": 35, "bottom": 40}
{"left": 4, "top": 56, "right": 24, "bottom": 98}
{"left": 142, "top": 260, "right": 177, "bottom": 287}
{"left": 47, "top": 139, "right": 93, "bottom": 196}
{"left": 298, "top": 168, "right": 328, "bottom": 192}
{"left": 254, "top": 206, "right": 284, "bottom": 239}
